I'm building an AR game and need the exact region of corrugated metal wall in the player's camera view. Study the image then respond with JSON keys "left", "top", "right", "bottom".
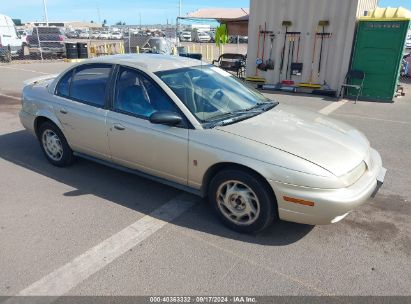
{"left": 357, "top": 0, "right": 379, "bottom": 17}
{"left": 246, "top": 0, "right": 378, "bottom": 91}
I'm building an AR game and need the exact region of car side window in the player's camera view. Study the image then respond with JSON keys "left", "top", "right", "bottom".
{"left": 70, "top": 64, "right": 112, "bottom": 107}
{"left": 114, "top": 67, "right": 177, "bottom": 118}
{"left": 56, "top": 70, "right": 73, "bottom": 97}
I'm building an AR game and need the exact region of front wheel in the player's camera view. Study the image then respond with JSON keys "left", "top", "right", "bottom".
{"left": 209, "top": 169, "right": 277, "bottom": 233}
{"left": 38, "top": 122, "right": 74, "bottom": 167}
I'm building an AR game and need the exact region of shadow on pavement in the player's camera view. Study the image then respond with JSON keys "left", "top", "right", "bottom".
{"left": 0, "top": 130, "right": 314, "bottom": 246}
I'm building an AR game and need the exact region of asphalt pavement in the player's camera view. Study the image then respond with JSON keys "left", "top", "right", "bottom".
{"left": 0, "top": 61, "right": 410, "bottom": 298}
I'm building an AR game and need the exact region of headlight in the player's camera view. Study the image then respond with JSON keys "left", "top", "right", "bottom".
{"left": 339, "top": 161, "right": 367, "bottom": 187}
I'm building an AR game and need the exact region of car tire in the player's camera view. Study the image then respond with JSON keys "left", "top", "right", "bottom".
{"left": 1, "top": 50, "right": 11, "bottom": 63}
{"left": 30, "top": 52, "right": 40, "bottom": 60}
{"left": 38, "top": 121, "right": 74, "bottom": 167}
{"left": 208, "top": 169, "right": 277, "bottom": 233}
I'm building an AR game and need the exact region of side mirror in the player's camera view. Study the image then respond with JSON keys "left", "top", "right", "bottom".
{"left": 149, "top": 111, "right": 182, "bottom": 126}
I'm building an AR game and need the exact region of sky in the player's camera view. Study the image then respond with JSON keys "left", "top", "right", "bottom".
{"left": 1, "top": 0, "right": 410, "bottom": 25}
{"left": 2, "top": 0, "right": 249, "bottom": 25}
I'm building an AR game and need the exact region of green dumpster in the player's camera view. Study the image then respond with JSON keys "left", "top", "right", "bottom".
{"left": 349, "top": 7, "right": 411, "bottom": 102}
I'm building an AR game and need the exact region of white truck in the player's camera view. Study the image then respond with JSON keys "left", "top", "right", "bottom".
{"left": 0, "top": 13, "right": 24, "bottom": 62}
{"left": 406, "top": 30, "right": 411, "bottom": 49}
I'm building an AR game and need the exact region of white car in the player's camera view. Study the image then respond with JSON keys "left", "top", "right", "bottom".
{"left": 194, "top": 32, "right": 211, "bottom": 43}
{"left": 90, "top": 31, "right": 101, "bottom": 39}
{"left": 110, "top": 32, "right": 123, "bottom": 40}
{"left": 98, "top": 32, "right": 110, "bottom": 39}
{"left": 180, "top": 31, "right": 192, "bottom": 42}
{"left": 78, "top": 31, "right": 90, "bottom": 39}
{"left": 19, "top": 54, "right": 386, "bottom": 233}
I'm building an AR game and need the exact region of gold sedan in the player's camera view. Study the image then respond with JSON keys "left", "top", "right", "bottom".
{"left": 20, "top": 54, "right": 386, "bottom": 233}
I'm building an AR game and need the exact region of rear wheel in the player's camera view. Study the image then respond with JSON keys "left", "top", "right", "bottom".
{"left": 209, "top": 169, "right": 277, "bottom": 233}
{"left": 1, "top": 50, "right": 11, "bottom": 62}
{"left": 38, "top": 121, "right": 74, "bottom": 167}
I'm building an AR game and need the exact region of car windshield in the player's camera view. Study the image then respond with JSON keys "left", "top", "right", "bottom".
{"left": 156, "top": 65, "right": 277, "bottom": 126}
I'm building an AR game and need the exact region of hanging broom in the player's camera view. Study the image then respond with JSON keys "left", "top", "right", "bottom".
{"left": 298, "top": 20, "right": 330, "bottom": 89}
{"left": 246, "top": 25, "right": 266, "bottom": 83}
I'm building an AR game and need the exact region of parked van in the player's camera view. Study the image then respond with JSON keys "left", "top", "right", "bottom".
{"left": 0, "top": 13, "right": 24, "bottom": 62}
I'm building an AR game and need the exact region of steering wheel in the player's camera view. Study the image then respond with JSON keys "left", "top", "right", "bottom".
{"left": 209, "top": 88, "right": 224, "bottom": 101}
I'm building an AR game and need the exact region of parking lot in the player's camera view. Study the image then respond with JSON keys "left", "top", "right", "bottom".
{"left": 0, "top": 61, "right": 410, "bottom": 297}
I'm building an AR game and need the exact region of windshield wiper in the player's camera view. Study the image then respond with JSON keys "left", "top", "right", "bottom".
{"left": 205, "top": 112, "right": 262, "bottom": 128}
{"left": 203, "top": 101, "right": 279, "bottom": 129}
{"left": 228, "top": 101, "right": 279, "bottom": 116}
{"left": 254, "top": 101, "right": 279, "bottom": 111}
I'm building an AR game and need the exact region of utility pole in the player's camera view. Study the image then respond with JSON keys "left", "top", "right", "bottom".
{"left": 176, "top": 0, "right": 182, "bottom": 45}
{"left": 139, "top": 12, "right": 142, "bottom": 29}
{"left": 96, "top": 3, "right": 101, "bottom": 25}
{"left": 42, "top": 0, "right": 49, "bottom": 26}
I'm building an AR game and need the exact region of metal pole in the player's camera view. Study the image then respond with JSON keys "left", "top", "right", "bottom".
{"left": 36, "top": 27, "right": 44, "bottom": 61}
{"left": 177, "top": 0, "right": 182, "bottom": 46}
{"left": 42, "top": 0, "right": 49, "bottom": 26}
{"left": 176, "top": 17, "right": 179, "bottom": 46}
{"left": 128, "top": 27, "right": 131, "bottom": 53}
{"left": 96, "top": 3, "right": 101, "bottom": 25}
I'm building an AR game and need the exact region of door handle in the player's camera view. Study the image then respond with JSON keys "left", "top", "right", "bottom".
{"left": 113, "top": 124, "right": 125, "bottom": 131}
{"left": 60, "top": 109, "right": 68, "bottom": 114}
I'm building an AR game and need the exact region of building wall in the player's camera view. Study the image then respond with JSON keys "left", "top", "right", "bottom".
{"left": 247, "top": 0, "right": 378, "bottom": 90}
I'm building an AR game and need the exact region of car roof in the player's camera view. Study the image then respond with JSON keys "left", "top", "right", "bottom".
{"left": 85, "top": 54, "right": 204, "bottom": 72}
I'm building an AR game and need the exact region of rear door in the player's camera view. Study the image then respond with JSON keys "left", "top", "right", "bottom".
{"left": 106, "top": 66, "right": 189, "bottom": 184}
{"left": 54, "top": 63, "right": 113, "bottom": 160}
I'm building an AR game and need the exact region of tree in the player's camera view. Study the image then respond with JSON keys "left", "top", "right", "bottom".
{"left": 215, "top": 24, "right": 228, "bottom": 47}
{"left": 103, "top": 19, "right": 107, "bottom": 27}
{"left": 90, "top": 20, "right": 94, "bottom": 23}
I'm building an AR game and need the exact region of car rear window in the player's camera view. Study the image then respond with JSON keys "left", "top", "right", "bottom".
{"left": 56, "top": 64, "right": 112, "bottom": 107}
{"left": 56, "top": 70, "right": 72, "bottom": 97}
{"left": 36, "top": 27, "right": 63, "bottom": 35}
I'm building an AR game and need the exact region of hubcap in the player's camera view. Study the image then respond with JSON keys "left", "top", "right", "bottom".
{"left": 42, "top": 129, "right": 63, "bottom": 161}
{"left": 216, "top": 180, "right": 260, "bottom": 226}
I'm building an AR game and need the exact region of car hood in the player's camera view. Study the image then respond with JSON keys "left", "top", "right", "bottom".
{"left": 215, "top": 104, "right": 370, "bottom": 177}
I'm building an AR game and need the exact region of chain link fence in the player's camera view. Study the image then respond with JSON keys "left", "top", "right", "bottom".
{"left": 0, "top": 25, "right": 247, "bottom": 64}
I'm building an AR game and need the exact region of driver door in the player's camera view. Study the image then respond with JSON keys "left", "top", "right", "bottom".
{"left": 106, "top": 66, "right": 189, "bottom": 185}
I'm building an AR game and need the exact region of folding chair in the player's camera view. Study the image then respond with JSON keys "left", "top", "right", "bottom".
{"left": 339, "top": 70, "right": 365, "bottom": 104}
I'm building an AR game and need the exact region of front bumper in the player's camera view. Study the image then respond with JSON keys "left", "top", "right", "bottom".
{"left": 19, "top": 110, "right": 36, "bottom": 136}
{"left": 269, "top": 148, "right": 386, "bottom": 225}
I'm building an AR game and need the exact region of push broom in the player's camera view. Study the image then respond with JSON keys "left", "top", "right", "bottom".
{"left": 298, "top": 20, "right": 330, "bottom": 89}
